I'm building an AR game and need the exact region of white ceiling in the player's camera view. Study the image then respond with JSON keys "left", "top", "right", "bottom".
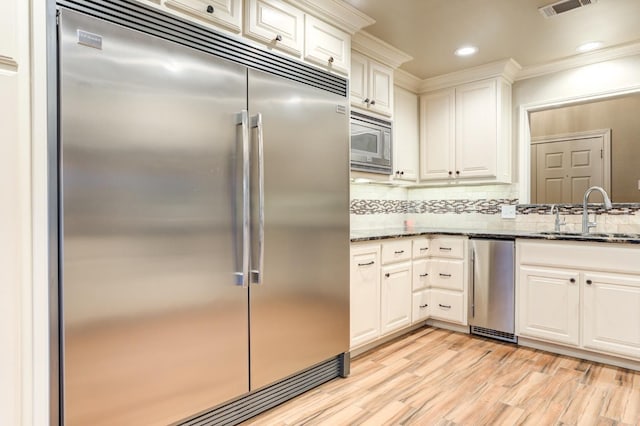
{"left": 342, "top": 0, "right": 640, "bottom": 80}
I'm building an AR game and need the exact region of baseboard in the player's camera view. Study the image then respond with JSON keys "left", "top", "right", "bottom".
{"left": 518, "top": 337, "right": 640, "bottom": 372}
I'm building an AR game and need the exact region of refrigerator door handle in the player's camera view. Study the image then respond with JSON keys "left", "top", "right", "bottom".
{"left": 251, "top": 113, "right": 265, "bottom": 285}
{"left": 236, "top": 110, "right": 251, "bottom": 288}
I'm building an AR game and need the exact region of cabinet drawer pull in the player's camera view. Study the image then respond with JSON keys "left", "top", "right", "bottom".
{"left": 394, "top": 250, "right": 405, "bottom": 254}
{"left": 439, "top": 273, "right": 452, "bottom": 278}
{"left": 570, "top": 278, "right": 576, "bottom": 283}
{"left": 439, "top": 247, "right": 452, "bottom": 251}
{"left": 419, "top": 247, "right": 429, "bottom": 251}
{"left": 420, "top": 273, "right": 429, "bottom": 277}
{"left": 438, "top": 304, "right": 451, "bottom": 309}
{"left": 206, "top": 4, "right": 214, "bottom": 13}
{"left": 420, "top": 304, "right": 428, "bottom": 309}
{"left": 357, "top": 261, "right": 374, "bottom": 267}
{"left": 586, "top": 279, "right": 593, "bottom": 285}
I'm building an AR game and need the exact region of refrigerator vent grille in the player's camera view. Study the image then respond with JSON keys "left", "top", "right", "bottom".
{"left": 471, "top": 326, "right": 518, "bottom": 344}
{"left": 180, "top": 356, "right": 344, "bottom": 426}
{"left": 56, "top": 0, "right": 348, "bottom": 96}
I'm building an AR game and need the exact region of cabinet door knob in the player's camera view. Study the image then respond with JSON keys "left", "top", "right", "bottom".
{"left": 400, "top": 171, "right": 404, "bottom": 175}
{"left": 570, "top": 278, "right": 576, "bottom": 283}
{"left": 385, "top": 273, "right": 390, "bottom": 278}
{"left": 328, "top": 56, "right": 335, "bottom": 64}
{"left": 274, "top": 34, "right": 283, "bottom": 42}
{"left": 456, "top": 170, "right": 460, "bottom": 175}
{"left": 370, "top": 100, "right": 376, "bottom": 105}
{"left": 586, "top": 279, "right": 593, "bottom": 285}
{"left": 206, "top": 5, "right": 214, "bottom": 13}
{"left": 363, "top": 98, "right": 370, "bottom": 104}
{"left": 448, "top": 171, "right": 453, "bottom": 176}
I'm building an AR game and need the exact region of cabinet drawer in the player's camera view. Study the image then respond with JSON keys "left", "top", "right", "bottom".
{"left": 430, "top": 290, "right": 465, "bottom": 324}
{"left": 412, "top": 290, "right": 430, "bottom": 323}
{"left": 412, "top": 237, "right": 430, "bottom": 259}
{"left": 431, "top": 237, "right": 464, "bottom": 259}
{"left": 381, "top": 239, "right": 412, "bottom": 264}
{"left": 431, "top": 259, "right": 464, "bottom": 291}
{"left": 244, "top": 0, "right": 303, "bottom": 56}
{"left": 412, "top": 258, "right": 431, "bottom": 291}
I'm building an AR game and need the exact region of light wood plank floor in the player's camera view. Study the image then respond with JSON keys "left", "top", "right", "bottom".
{"left": 243, "top": 327, "right": 640, "bottom": 425}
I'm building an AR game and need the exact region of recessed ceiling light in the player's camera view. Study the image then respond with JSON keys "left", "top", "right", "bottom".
{"left": 454, "top": 46, "right": 478, "bottom": 57}
{"left": 577, "top": 41, "right": 603, "bottom": 53}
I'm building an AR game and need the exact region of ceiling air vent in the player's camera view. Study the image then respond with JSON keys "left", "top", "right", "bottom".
{"left": 539, "top": 0, "right": 598, "bottom": 18}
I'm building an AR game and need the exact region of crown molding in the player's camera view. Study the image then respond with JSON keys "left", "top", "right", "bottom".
{"left": 351, "top": 31, "right": 413, "bottom": 69}
{"left": 0, "top": 55, "right": 18, "bottom": 72}
{"left": 418, "top": 58, "right": 521, "bottom": 93}
{"left": 516, "top": 40, "right": 640, "bottom": 81}
{"left": 394, "top": 68, "right": 421, "bottom": 93}
{"left": 287, "top": 0, "right": 375, "bottom": 34}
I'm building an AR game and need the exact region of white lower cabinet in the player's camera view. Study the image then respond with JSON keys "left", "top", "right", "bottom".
{"left": 517, "top": 240, "right": 640, "bottom": 363}
{"left": 583, "top": 272, "right": 640, "bottom": 359}
{"left": 517, "top": 266, "right": 580, "bottom": 346}
{"left": 350, "top": 243, "right": 380, "bottom": 348}
{"left": 381, "top": 261, "right": 412, "bottom": 334}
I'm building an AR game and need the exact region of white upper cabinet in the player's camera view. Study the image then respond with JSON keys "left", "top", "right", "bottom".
{"left": 392, "top": 86, "right": 419, "bottom": 181}
{"left": 419, "top": 88, "right": 455, "bottom": 180}
{"left": 350, "top": 52, "right": 393, "bottom": 116}
{"left": 0, "top": 0, "right": 17, "bottom": 66}
{"left": 244, "top": 0, "right": 304, "bottom": 56}
{"left": 419, "top": 77, "right": 512, "bottom": 183}
{"left": 304, "top": 15, "right": 350, "bottom": 75}
{"left": 165, "top": 0, "right": 243, "bottom": 33}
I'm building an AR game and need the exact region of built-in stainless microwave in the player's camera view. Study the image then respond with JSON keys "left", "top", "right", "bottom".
{"left": 350, "top": 111, "right": 392, "bottom": 175}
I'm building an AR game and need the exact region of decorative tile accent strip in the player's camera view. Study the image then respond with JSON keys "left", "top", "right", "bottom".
{"left": 350, "top": 199, "right": 640, "bottom": 215}
{"left": 517, "top": 203, "right": 640, "bottom": 216}
{"left": 350, "top": 199, "right": 518, "bottom": 215}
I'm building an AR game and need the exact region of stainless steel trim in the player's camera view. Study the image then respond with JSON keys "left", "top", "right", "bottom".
{"left": 470, "top": 247, "right": 475, "bottom": 319}
{"left": 251, "top": 113, "right": 265, "bottom": 285}
{"left": 238, "top": 110, "right": 250, "bottom": 288}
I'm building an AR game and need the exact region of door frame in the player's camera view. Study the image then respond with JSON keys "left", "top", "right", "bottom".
{"left": 530, "top": 128, "right": 611, "bottom": 203}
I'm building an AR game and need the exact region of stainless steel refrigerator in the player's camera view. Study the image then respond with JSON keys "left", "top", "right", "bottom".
{"left": 58, "top": 6, "right": 349, "bottom": 425}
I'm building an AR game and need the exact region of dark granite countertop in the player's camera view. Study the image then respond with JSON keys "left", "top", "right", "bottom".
{"left": 350, "top": 227, "right": 640, "bottom": 244}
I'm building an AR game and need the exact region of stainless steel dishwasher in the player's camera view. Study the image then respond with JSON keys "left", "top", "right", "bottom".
{"left": 469, "top": 238, "right": 517, "bottom": 343}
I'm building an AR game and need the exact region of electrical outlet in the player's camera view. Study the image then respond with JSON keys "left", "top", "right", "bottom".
{"left": 501, "top": 205, "right": 517, "bottom": 219}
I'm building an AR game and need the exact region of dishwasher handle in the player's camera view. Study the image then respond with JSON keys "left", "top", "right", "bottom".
{"left": 470, "top": 246, "right": 475, "bottom": 319}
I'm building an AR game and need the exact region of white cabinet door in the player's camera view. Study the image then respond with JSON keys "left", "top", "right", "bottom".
{"left": 304, "top": 15, "right": 350, "bottom": 75}
{"left": 412, "top": 289, "right": 430, "bottom": 323}
{"left": 350, "top": 52, "right": 368, "bottom": 107}
{"left": 517, "top": 266, "right": 580, "bottom": 346}
{"left": 381, "top": 262, "right": 412, "bottom": 335}
{"left": 350, "top": 53, "right": 393, "bottom": 117}
{"left": 368, "top": 61, "right": 393, "bottom": 116}
{"left": 419, "top": 89, "right": 455, "bottom": 181}
{"left": 392, "top": 86, "right": 419, "bottom": 181}
{"left": 166, "top": 0, "right": 242, "bottom": 33}
{"left": 244, "top": 0, "right": 303, "bottom": 56}
{"left": 455, "top": 79, "right": 497, "bottom": 179}
{"left": 583, "top": 272, "right": 640, "bottom": 359}
{"left": 350, "top": 244, "right": 381, "bottom": 348}
{"left": 0, "top": 0, "right": 17, "bottom": 64}
{"left": 430, "top": 290, "right": 466, "bottom": 324}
